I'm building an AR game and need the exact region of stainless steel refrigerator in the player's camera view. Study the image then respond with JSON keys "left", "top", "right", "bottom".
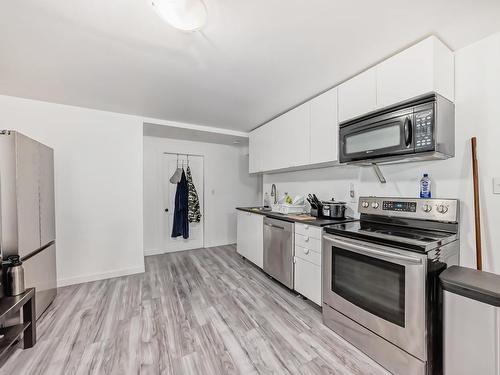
{"left": 0, "top": 130, "right": 57, "bottom": 319}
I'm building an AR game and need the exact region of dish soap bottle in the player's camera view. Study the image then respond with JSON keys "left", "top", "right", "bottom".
{"left": 420, "top": 173, "right": 432, "bottom": 198}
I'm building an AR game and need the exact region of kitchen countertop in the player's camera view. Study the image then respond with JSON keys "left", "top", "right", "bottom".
{"left": 236, "top": 207, "right": 357, "bottom": 227}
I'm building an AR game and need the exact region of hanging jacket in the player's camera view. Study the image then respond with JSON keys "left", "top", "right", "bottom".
{"left": 186, "top": 166, "right": 201, "bottom": 223}
{"left": 171, "top": 169, "right": 189, "bottom": 239}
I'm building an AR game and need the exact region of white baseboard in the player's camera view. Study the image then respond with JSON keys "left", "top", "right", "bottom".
{"left": 143, "top": 243, "right": 236, "bottom": 257}
{"left": 57, "top": 265, "right": 145, "bottom": 287}
{"left": 144, "top": 248, "right": 164, "bottom": 256}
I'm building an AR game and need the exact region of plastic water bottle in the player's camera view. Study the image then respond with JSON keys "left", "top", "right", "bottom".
{"left": 420, "top": 173, "right": 431, "bottom": 198}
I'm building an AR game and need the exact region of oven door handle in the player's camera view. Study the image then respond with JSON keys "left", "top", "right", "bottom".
{"left": 324, "top": 235, "right": 423, "bottom": 264}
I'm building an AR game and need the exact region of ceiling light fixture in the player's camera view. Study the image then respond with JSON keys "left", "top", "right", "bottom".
{"left": 150, "top": 0, "right": 207, "bottom": 32}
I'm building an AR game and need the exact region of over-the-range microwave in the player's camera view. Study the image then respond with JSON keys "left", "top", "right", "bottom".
{"left": 339, "top": 93, "right": 455, "bottom": 165}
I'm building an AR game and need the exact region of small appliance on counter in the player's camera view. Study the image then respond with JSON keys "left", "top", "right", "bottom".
{"left": 307, "top": 194, "right": 347, "bottom": 219}
{"left": 321, "top": 199, "right": 347, "bottom": 219}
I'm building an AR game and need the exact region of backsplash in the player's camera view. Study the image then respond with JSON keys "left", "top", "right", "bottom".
{"left": 262, "top": 158, "right": 461, "bottom": 219}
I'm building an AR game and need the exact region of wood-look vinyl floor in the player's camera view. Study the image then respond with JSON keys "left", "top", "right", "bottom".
{"left": 1, "top": 245, "right": 389, "bottom": 375}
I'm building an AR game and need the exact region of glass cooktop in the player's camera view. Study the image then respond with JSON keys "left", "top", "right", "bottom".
{"left": 324, "top": 221, "right": 457, "bottom": 252}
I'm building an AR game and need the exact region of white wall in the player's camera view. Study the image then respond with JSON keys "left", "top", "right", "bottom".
{"left": 143, "top": 136, "right": 261, "bottom": 254}
{"left": 263, "top": 32, "right": 500, "bottom": 274}
{"left": 0, "top": 95, "right": 145, "bottom": 286}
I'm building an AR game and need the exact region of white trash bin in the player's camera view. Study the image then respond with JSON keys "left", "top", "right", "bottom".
{"left": 440, "top": 266, "right": 500, "bottom": 375}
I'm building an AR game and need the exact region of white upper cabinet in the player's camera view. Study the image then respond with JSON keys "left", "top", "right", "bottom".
{"left": 248, "top": 36, "right": 454, "bottom": 174}
{"left": 310, "top": 88, "right": 339, "bottom": 164}
{"left": 261, "top": 102, "right": 310, "bottom": 172}
{"left": 338, "top": 67, "right": 377, "bottom": 123}
{"left": 281, "top": 102, "right": 310, "bottom": 168}
{"left": 376, "top": 36, "right": 455, "bottom": 108}
{"left": 248, "top": 126, "right": 262, "bottom": 173}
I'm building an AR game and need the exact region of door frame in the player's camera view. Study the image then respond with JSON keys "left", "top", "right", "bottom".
{"left": 162, "top": 152, "right": 205, "bottom": 252}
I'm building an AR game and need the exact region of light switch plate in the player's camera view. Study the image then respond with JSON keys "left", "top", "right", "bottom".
{"left": 494, "top": 178, "right": 500, "bottom": 194}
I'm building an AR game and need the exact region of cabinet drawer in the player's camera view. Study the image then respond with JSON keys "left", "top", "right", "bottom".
{"left": 295, "top": 223, "right": 322, "bottom": 239}
{"left": 295, "top": 245, "right": 321, "bottom": 266}
{"left": 294, "top": 257, "right": 321, "bottom": 305}
{"left": 295, "top": 233, "right": 321, "bottom": 253}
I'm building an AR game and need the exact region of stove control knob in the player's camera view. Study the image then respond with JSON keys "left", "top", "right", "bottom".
{"left": 437, "top": 205, "right": 448, "bottom": 214}
{"left": 422, "top": 204, "right": 432, "bottom": 213}
{"left": 362, "top": 201, "right": 369, "bottom": 208}
{"left": 371, "top": 202, "right": 379, "bottom": 209}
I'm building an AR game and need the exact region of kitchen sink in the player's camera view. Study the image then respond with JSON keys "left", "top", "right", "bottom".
{"left": 249, "top": 206, "right": 272, "bottom": 212}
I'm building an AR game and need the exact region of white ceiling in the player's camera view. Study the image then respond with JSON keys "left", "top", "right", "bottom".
{"left": 1, "top": 1, "right": 499, "bottom": 132}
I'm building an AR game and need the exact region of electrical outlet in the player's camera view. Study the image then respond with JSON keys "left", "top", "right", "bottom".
{"left": 494, "top": 178, "right": 500, "bottom": 194}
{"left": 349, "top": 182, "right": 357, "bottom": 203}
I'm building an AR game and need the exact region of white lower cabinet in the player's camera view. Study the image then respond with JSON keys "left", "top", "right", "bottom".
{"left": 294, "top": 257, "right": 321, "bottom": 306}
{"left": 294, "top": 224, "right": 322, "bottom": 305}
{"left": 236, "top": 211, "right": 264, "bottom": 268}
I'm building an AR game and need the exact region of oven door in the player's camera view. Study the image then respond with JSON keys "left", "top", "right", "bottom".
{"left": 322, "top": 234, "right": 427, "bottom": 360}
{"left": 339, "top": 108, "right": 414, "bottom": 163}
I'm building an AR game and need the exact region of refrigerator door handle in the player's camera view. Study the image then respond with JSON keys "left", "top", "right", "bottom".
{"left": 20, "top": 240, "right": 56, "bottom": 262}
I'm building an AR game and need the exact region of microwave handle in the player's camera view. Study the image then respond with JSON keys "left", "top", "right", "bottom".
{"left": 404, "top": 116, "right": 412, "bottom": 147}
{"left": 324, "top": 235, "right": 422, "bottom": 264}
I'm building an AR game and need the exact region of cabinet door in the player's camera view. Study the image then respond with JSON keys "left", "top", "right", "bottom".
{"left": 259, "top": 121, "right": 279, "bottom": 172}
{"left": 376, "top": 38, "right": 434, "bottom": 108}
{"left": 236, "top": 211, "right": 263, "bottom": 268}
{"left": 294, "top": 257, "right": 321, "bottom": 305}
{"left": 39, "top": 144, "right": 56, "bottom": 244}
{"left": 376, "top": 36, "right": 454, "bottom": 107}
{"left": 310, "top": 88, "right": 338, "bottom": 164}
{"left": 15, "top": 133, "right": 41, "bottom": 256}
{"left": 249, "top": 127, "right": 262, "bottom": 173}
{"left": 237, "top": 211, "right": 249, "bottom": 257}
{"left": 284, "top": 102, "right": 310, "bottom": 167}
{"left": 338, "top": 67, "right": 377, "bottom": 122}
{"left": 247, "top": 213, "right": 264, "bottom": 268}
{"left": 270, "top": 103, "right": 310, "bottom": 170}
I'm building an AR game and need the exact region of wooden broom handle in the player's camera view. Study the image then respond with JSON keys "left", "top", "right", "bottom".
{"left": 472, "top": 137, "right": 483, "bottom": 271}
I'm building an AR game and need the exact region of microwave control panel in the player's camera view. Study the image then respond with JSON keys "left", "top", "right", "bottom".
{"left": 414, "top": 109, "right": 434, "bottom": 151}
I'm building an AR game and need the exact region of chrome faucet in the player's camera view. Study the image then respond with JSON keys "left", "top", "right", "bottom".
{"left": 270, "top": 184, "right": 277, "bottom": 204}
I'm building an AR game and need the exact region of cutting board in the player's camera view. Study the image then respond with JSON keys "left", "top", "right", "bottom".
{"left": 285, "top": 214, "right": 317, "bottom": 221}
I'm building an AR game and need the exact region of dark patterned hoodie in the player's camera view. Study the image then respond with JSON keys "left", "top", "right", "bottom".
{"left": 186, "top": 166, "right": 201, "bottom": 223}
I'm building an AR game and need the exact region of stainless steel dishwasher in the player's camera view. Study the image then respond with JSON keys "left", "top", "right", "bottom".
{"left": 263, "top": 217, "right": 294, "bottom": 289}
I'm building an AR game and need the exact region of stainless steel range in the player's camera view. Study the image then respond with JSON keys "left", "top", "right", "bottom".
{"left": 322, "top": 197, "right": 460, "bottom": 375}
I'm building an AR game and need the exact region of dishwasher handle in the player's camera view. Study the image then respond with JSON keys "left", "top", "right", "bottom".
{"left": 264, "top": 222, "right": 285, "bottom": 230}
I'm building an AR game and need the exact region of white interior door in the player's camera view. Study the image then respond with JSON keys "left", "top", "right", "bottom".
{"left": 162, "top": 154, "right": 204, "bottom": 253}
